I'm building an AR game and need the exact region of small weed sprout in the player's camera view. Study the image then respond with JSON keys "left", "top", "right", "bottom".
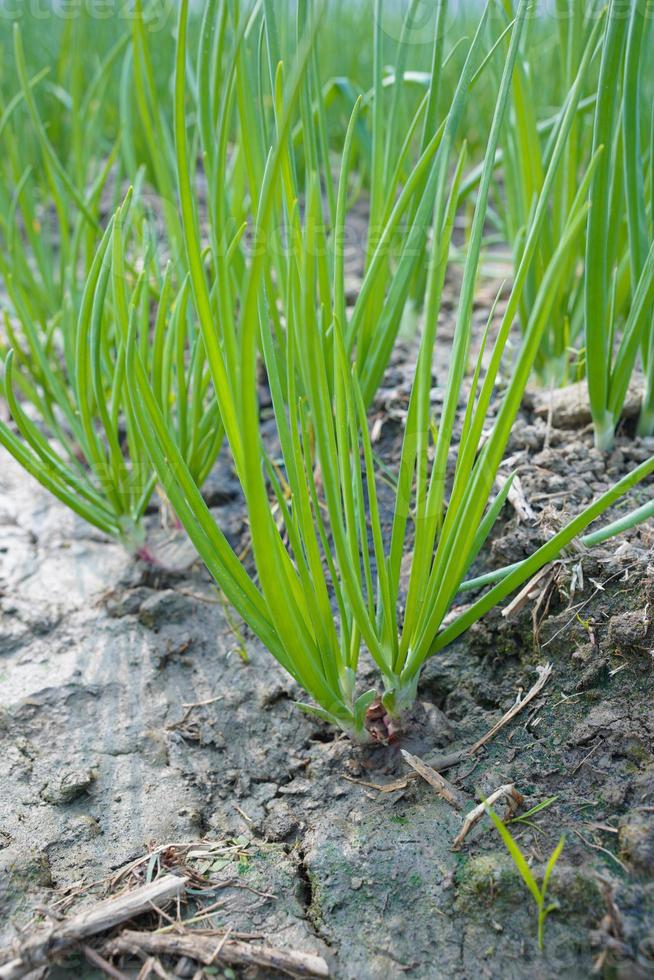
{"left": 485, "top": 800, "right": 565, "bottom": 951}
{"left": 508, "top": 796, "right": 559, "bottom": 832}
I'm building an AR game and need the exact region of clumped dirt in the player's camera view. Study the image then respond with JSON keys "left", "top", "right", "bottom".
{"left": 2, "top": 278, "right": 654, "bottom": 977}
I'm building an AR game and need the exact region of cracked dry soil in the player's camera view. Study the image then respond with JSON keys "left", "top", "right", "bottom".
{"left": 1, "top": 391, "right": 654, "bottom": 978}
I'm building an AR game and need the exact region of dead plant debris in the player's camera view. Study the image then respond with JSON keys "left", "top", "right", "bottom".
{"left": 0, "top": 841, "right": 329, "bottom": 980}
{"left": 399, "top": 750, "right": 469, "bottom": 811}
{"left": 452, "top": 784, "right": 525, "bottom": 851}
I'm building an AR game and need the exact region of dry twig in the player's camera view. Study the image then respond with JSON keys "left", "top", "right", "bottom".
{"left": 400, "top": 751, "right": 469, "bottom": 811}
{"left": 343, "top": 774, "right": 415, "bottom": 794}
{"left": 452, "top": 784, "right": 524, "bottom": 851}
{"left": 496, "top": 472, "right": 536, "bottom": 523}
{"left": 0, "top": 876, "right": 187, "bottom": 980}
{"left": 106, "top": 930, "right": 330, "bottom": 978}
{"left": 502, "top": 567, "right": 557, "bottom": 620}
{"left": 468, "top": 663, "right": 553, "bottom": 754}
{"left": 83, "top": 943, "right": 130, "bottom": 980}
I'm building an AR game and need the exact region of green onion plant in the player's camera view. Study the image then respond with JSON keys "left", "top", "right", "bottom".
{"left": 490, "top": 0, "right": 602, "bottom": 385}
{"left": 0, "top": 23, "right": 127, "bottom": 326}
{"left": 123, "top": 0, "right": 654, "bottom": 738}
{"left": 232, "top": 0, "right": 516, "bottom": 401}
{"left": 0, "top": 9, "right": 235, "bottom": 548}
{"left": 585, "top": 0, "right": 654, "bottom": 449}
{"left": 0, "top": 188, "right": 224, "bottom": 550}
{"left": 1, "top": 0, "right": 653, "bottom": 734}
{"left": 494, "top": 0, "right": 654, "bottom": 449}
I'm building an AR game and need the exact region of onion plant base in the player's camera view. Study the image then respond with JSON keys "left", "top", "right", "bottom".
{"left": 298, "top": 674, "right": 426, "bottom": 744}
{"left": 593, "top": 412, "right": 618, "bottom": 453}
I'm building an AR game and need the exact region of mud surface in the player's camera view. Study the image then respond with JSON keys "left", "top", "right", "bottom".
{"left": 2, "top": 368, "right": 654, "bottom": 979}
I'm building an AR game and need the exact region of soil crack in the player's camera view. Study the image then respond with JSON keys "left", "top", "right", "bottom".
{"left": 295, "top": 845, "right": 333, "bottom": 949}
